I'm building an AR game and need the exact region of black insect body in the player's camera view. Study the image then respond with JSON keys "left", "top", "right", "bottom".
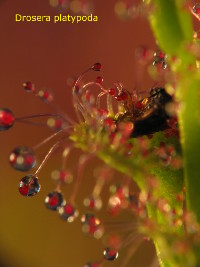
{"left": 115, "top": 88, "right": 173, "bottom": 137}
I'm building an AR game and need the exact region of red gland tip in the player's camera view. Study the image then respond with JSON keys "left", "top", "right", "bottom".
{"left": 92, "top": 63, "right": 102, "bottom": 71}
{"left": 115, "top": 92, "right": 128, "bottom": 101}
{"left": 0, "top": 108, "right": 15, "bottom": 131}
{"left": 108, "top": 88, "right": 115, "bottom": 96}
{"left": 23, "top": 81, "right": 35, "bottom": 92}
{"left": 96, "top": 76, "right": 103, "bottom": 84}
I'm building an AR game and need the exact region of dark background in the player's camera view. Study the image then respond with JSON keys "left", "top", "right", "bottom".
{"left": 0, "top": 0, "right": 157, "bottom": 266}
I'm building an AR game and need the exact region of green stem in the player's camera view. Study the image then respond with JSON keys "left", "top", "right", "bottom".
{"left": 177, "top": 80, "right": 200, "bottom": 221}
{"left": 149, "top": 0, "right": 200, "bottom": 265}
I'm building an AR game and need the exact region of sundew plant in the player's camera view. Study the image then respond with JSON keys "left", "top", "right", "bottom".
{"left": 1, "top": 0, "right": 200, "bottom": 266}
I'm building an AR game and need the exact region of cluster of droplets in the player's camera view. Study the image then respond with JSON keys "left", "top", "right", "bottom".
{"left": 49, "top": 0, "right": 94, "bottom": 15}
{"left": 0, "top": 63, "right": 136, "bottom": 265}
{"left": 23, "top": 81, "right": 69, "bottom": 131}
{"left": 15, "top": 149, "right": 151, "bottom": 265}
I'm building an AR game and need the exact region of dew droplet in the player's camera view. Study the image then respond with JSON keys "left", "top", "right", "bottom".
{"left": 0, "top": 108, "right": 15, "bottom": 131}
{"left": 9, "top": 146, "right": 36, "bottom": 171}
{"left": 38, "top": 89, "right": 53, "bottom": 102}
{"left": 153, "top": 49, "right": 167, "bottom": 70}
{"left": 154, "top": 50, "right": 166, "bottom": 60}
{"left": 58, "top": 202, "right": 79, "bottom": 222}
{"left": 153, "top": 60, "right": 167, "bottom": 70}
{"left": 45, "top": 191, "right": 64, "bottom": 210}
{"left": 112, "top": 184, "right": 129, "bottom": 198}
{"left": 19, "top": 174, "right": 41, "bottom": 197}
{"left": 96, "top": 76, "right": 103, "bottom": 84}
{"left": 23, "top": 81, "right": 35, "bottom": 93}
{"left": 92, "top": 63, "right": 102, "bottom": 71}
{"left": 193, "top": 3, "right": 200, "bottom": 15}
{"left": 103, "top": 247, "right": 119, "bottom": 261}
{"left": 51, "top": 169, "right": 73, "bottom": 184}
{"left": 81, "top": 214, "right": 104, "bottom": 238}
{"left": 47, "top": 118, "right": 65, "bottom": 131}
{"left": 83, "top": 196, "right": 102, "bottom": 210}
{"left": 108, "top": 88, "right": 115, "bottom": 96}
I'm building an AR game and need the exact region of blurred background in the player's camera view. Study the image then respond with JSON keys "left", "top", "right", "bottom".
{"left": 0, "top": 0, "right": 157, "bottom": 266}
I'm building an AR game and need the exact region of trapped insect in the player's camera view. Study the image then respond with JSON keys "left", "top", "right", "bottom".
{"left": 115, "top": 87, "right": 173, "bottom": 137}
